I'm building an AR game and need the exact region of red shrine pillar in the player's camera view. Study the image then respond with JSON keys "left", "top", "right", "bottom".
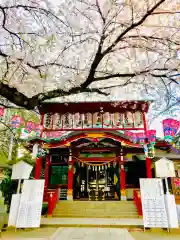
{"left": 120, "top": 151, "right": 127, "bottom": 201}
{"left": 67, "top": 149, "right": 74, "bottom": 200}
{"left": 142, "top": 111, "right": 152, "bottom": 178}
{"left": 35, "top": 156, "right": 42, "bottom": 179}
{"left": 146, "top": 157, "right": 152, "bottom": 178}
{"left": 44, "top": 155, "right": 50, "bottom": 188}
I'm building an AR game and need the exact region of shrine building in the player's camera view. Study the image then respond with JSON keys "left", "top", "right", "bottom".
{"left": 27, "top": 100, "right": 159, "bottom": 203}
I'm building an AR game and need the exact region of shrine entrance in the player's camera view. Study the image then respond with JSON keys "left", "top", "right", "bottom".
{"left": 87, "top": 165, "right": 117, "bottom": 201}
{"left": 73, "top": 161, "right": 120, "bottom": 201}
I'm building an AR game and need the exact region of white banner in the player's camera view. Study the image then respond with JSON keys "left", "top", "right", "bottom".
{"left": 16, "top": 180, "right": 45, "bottom": 228}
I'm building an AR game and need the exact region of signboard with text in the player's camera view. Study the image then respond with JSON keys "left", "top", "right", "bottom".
{"left": 16, "top": 180, "right": 45, "bottom": 228}
{"left": 140, "top": 178, "right": 168, "bottom": 228}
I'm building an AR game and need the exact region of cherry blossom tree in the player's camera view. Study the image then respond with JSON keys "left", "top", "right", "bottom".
{"left": 0, "top": 0, "right": 179, "bottom": 111}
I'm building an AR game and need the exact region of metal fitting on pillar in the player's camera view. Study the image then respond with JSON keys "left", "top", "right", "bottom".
{"left": 69, "top": 149, "right": 72, "bottom": 162}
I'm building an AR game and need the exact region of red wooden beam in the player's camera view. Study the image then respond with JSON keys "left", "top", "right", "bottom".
{"left": 42, "top": 132, "right": 142, "bottom": 149}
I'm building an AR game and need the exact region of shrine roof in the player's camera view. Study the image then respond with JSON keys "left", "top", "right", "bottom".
{"left": 42, "top": 91, "right": 154, "bottom": 103}
{"left": 39, "top": 99, "right": 153, "bottom": 113}
{"left": 43, "top": 98, "right": 154, "bottom": 103}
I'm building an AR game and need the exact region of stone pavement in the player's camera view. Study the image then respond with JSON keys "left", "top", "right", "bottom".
{"left": 1, "top": 227, "right": 134, "bottom": 240}
{"left": 1, "top": 227, "right": 180, "bottom": 240}
{"left": 51, "top": 227, "right": 134, "bottom": 240}
{"left": 131, "top": 231, "right": 180, "bottom": 240}
{"left": 0, "top": 227, "right": 56, "bottom": 239}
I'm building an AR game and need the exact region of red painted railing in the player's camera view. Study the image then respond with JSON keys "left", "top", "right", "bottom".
{"left": 43, "top": 188, "right": 59, "bottom": 216}
{"left": 133, "top": 189, "right": 143, "bottom": 217}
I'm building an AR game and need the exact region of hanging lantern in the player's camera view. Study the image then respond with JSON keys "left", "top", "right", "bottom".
{"left": 162, "top": 118, "right": 180, "bottom": 142}
{"left": 137, "top": 132, "right": 145, "bottom": 145}
{"left": 144, "top": 143, "right": 155, "bottom": 159}
{"left": 146, "top": 130, "right": 156, "bottom": 144}
{"left": 11, "top": 116, "right": 24, "bottom": 129}
{"left": 170, "top": 119, "right": 180, "bottom": 136}
{"left": 0, "top": 108, "right": 5, "bottom": 118}
{"left": 26, "top": 121, "right": 36, "bottom": 132}
{"left": 132, "top": 132, "right": 138, "bottom": 143}
{"left": 35, "top": 124, "right": 43, "bottom": 137}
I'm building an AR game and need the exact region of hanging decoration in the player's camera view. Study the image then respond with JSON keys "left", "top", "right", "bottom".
{"left": 11, "top": 116, "right": 24, "bottom": 129}
{"left": 125, "top": 129, "right": 156, "bottom": 158}
{"left": 0, "top": 107, "right": 5, "bottom": 118}
{"left": 125, "top": 129, "right": 156, "bottom": 145}
{"left": 26, "top": 121, "right": 36, "bottom": 132}
{"left": 143, "top": 143, "right": 155, "bottom": 159}
{"left": 162, "top": 118, "right": 180, "bottom": 155}
{"left": 35, "top": 124, "right": 43, "bottom": 137}
{"left": 43, "top": 110, "right": 144, "bottom": 130}
{"left": 74, "top": 156, "right": 119, "bottom": 167}
{"left": 162, "top": 118, "right": 180, "bottom": 142}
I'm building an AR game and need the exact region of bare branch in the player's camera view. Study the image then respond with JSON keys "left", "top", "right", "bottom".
{"left": 102, "top": 0, "right": 166, "bottom": 55}
{"left": 95, "top": 0, "right": 105, "bottom": 24}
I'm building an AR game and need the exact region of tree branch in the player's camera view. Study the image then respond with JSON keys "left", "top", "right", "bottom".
{"left": 79, "top": 0, "right": 166, "bottom": 90}
{"left": 93, "top": 69, "right": 178, "bottom": 82}
{"left": 102, "top": 0, "right": 166, "bottom": 55}
{"left": 95, "top": 0, "right": 105, "bottom": 24}
{"left": 0, "top": 82, "right": 108, "bottom": 110}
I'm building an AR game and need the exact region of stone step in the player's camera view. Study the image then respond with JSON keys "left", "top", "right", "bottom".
{"left": 55, "top": 207, "right": 137, "bottom": 211}
{"left": 55, "top": 202, "right": 136, "bottom": 207}
{"left": 56, "top": 201, "right": 135, "bottom": 204}
{"left": 41, "top": 217, "right": 144, "bottom": 228}
{"left": 53, "top": 201, "right": 139, "bottom": 218}
{"left": 53, "top": 214, "right": 139, "bottom": 218}
{"left": 53, "top": 211, "right": 138, "bottom": 218}
{"left": 54, "top": 209, "right": 138, "bottom": 213}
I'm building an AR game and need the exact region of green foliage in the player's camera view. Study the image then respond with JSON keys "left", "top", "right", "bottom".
{"left": 7, "top": 108, "right": 39, "bottom": 124}
{"left": 0, "top": 168, "right": 16, "bottom": 213}
{"left": 0, "top": 108, "right": 39, "bottom": 166}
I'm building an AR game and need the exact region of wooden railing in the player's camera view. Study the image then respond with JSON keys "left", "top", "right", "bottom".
{"left": 133, "top": 189, "right": 143, "bottom": 217}
{"left": 43, "top": 188, "right": 60, "bottom": 216}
